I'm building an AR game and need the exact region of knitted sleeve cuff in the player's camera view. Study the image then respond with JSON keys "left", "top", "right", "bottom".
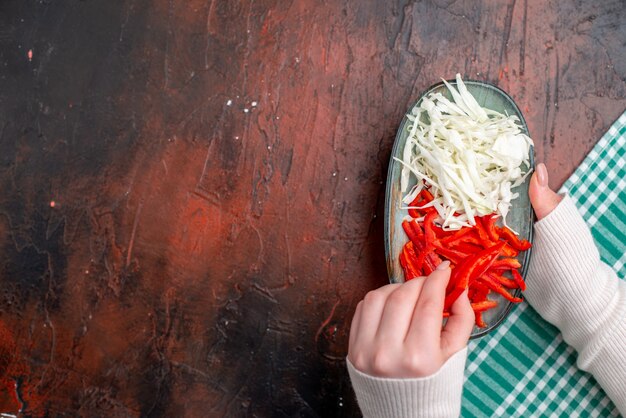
{"left": 524, "top": 195, "right": 624, "bottom": 349}
{"left": 347, "top": 347, "right": 467, "bottom": 418}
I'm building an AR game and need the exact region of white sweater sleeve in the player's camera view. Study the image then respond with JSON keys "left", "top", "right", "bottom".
{"left": 525, "top": 195, "right": 626, "bottom": 415}
{"left": 346, "top": 347, "right": 467, "bottom": 418}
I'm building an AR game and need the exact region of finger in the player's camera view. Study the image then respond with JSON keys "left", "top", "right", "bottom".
{"left": 406, "top": 261, "right": 451, "bottom": 345}
{"left": 348, "top": 300, "right": 363, "bottom": 359}
{"left": 529, "top": 163, "right": 562, "bottom": 220}
{"left": 440, "top": 289, "right": 474, "bottom": 358}
{"left": 375, "top": 276, "right": 427, "bottom": 342}
{"left": 354, "top": 284, "right": 401, "bottom": 348}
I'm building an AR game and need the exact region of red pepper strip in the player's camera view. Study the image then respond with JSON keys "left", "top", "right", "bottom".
{"left": 491, "top": 258, "right": 522, "bottom": 270}
{"left": 473, "top": 281, "right": 490, "bottom": 294}
{"left": 472, "top": 282, "right": 490, "bottom": 303}
{"left": 486, "top": 272, "right": 517, "bottom": 288}
{"left": 407, "top": 189, "right": 436, "bottom": 217}
{"left": 433, "top": 225, "right": 449, "bottom": 239}
{"left": 468, "top": 242, "right": 506, "bottom": 282}
{"left": 444, "top": 242, "right": 505, "bottom": 310}
{"left": 401, "top": 246, "right": 422, "bottom": 280}
{"left": 445, "top": 258, "right": 476, "bottom": 307}
{"left": 413, "top": 248, "right": 429, "bottom": 273}
{"left": 405, "top": 221, "right": 431, "bottom": 270}
{"left": 402, "top": 220, "right": 421, "bottom": 245}
{"left": 410, "top": 219, "right": 426, "bottom": 241}
{"left": 402, "top": 243, "right": 422, "bottom": 279}
{"left": 422, "top": 257, "right": 436, "bottom": 275}
{"left": 496, "top": 226, "right": 532, "bottom": 251}
{"left": 511, "top": 269, "right": 527, "bottom": 291}
{"left": 408, "top": 194, "right": 424, "bottom": 218}
{"left": 471, "top": 300, "right": 498, "bottom": 312}
{"left": 474, "top": 218, "right": 493, "bottom": 244}
{"left": 423, "top": 211, "right": 439, "bottom": 245}
{"left": 420, "top": 188, "right": 434, "bottom": 202}
{"left": 422, "top": 251, "right": 442, "bottom": 275}
{"left": 402, "top": 222, "right": 428, "bottom": 271}
{"left": 457, "top": 233, "right": 486, "bottom": 248}
{"left": 431, "top": 246, "right": 464, "bottom": 265}
{"left": 408, "top": 208, "right": 421, "bottom": 219}
{"left": 449, "top": 242, "right": 483, "bottom": 255}
{"left": 440, "top": 227, "right": 472, "bottom": 245}
{"left": 500, "top": 244, "right": 519, "bottom": 258}
{"left": 444, "top": 301, "right": 498, "bottom": 320}
{"left": 478, "top": 276, "right": 523, "bottom": 303}
{"left": 481, "top": 215, "right": 500, "bottom": 241}
{"left": 428, "top": 251, "right": 442, "bottom": 266}
{"left": 475, "top": 311, "right": 488, "bottom": 328}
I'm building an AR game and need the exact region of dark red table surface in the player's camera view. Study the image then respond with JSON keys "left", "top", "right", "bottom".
{"left": 0, "top": 0, "right": 625, "bottom": 416}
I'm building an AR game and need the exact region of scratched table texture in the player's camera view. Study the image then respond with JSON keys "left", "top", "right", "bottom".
{"left": 0, "top": 0, "right": 625, "bottom": 416}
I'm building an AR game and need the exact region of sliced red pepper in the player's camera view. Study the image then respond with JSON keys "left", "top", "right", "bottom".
{"left": 511, "top": 269, "right": 527, "bottom": 291}
{"left": 402, "top": 203, "right": 531, "bottom": 321}
{"left": 468, "top": 242, "right": 506, "bottom": 282}
{"left": 500, "top": 243, "right": 519, "bottom": 258}
{"left": 408, "top": 209, "right": 421, "bottom": 219}
{"left": 405, "top": 221, "right": 434, "bottom": 271}
{"left": 486, "top": 272, "right": 517, "bottom": 288}
{"left": 457, "top": 232, "right": 485, "bottom": 248}
{"left": 473, "top": 281, "right": 490, "bottom": 294}
{"left": 474, "top": 218, "right": 494, "bottom": 245}
{"left": 450, "top": 242, "right": 484, "bottom": 254}
{"left": 420, "top": 188, "right": 434, "bottom": 202}
{"left": 433, "top": 225, "right": 449, "bottom": 239}
{"left": 408, "top": 189, "right": 437, "bottom": 218}
{"left": 471, "top": 300, "right": 498, "bottom": 312}
{"left": 423, "top": 211, "right": 439, "bottom": 245}
{"left": 478, "top": 275, "right": 523, "bottom": 303}
{"left": 402, "top": 243, "right": 422, "bottom": 279}
{"left": 412, "top": 247, "right": 429, "bottom": 273}
{"left": 431, "top": 245, "right": 465, "bottom": 265}
{"left": 491, "top": 258, "right": 522, "bottom": 270}
{"left": 410, "top": 219, "right": 426, "bottom": 243}
{"left": 440, "top": 227, "right": 472, "bottom": 245}
{"left": 403, "top": 221, "right": 430, "bottom": 271}
{"left": 423, "top": 251, "right": 441, "bottom": 275}
{"left": 402, "top": 220, "right": 421, "bottom": 245}
{"left": 472, "top": 282, "right": 490, "bottom": 302}
{"left": 481, "top": 215, "right": 500, "bottom": 241}
{"left": 428, "top": 251, "right": 442, "bottom": 266}
{"left": 408, "top": 194, "right": 424, "bottom": 218}
{"left": 496, "top": 226, "right": 532, "bottom": 251}
{"left": 475, "top": 311, "right": 488, "bottom": 328}
{"left": 444, "top": 242, "right": 504, "bottom": 311}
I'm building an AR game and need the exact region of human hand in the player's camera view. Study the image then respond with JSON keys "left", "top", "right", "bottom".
{"left": 528, "top": 163, "right": 563, "bottom": 220}
{"left": 348, "top": 261, "right": 475, "bottom": 378}
{"left": 525, "top": 160, "right": 610, "bottom": 347}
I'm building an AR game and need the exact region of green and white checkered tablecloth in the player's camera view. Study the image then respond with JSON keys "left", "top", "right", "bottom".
{"left": 462, "top": 112, "right": 626, "bottom": 417}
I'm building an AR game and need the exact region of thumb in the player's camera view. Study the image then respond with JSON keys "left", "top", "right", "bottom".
{"left": 529, "top": 163, "right": 563, "bottom": 220}
{"left": 440, "top": 289, "right": 474, "bottom": 358}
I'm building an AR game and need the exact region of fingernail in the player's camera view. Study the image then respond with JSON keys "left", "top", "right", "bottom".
{"left": 536, "top": 163, "right": 548, "bottom": 187}
{"left": 436, "top": 260, "right": 451, "bottom": 271}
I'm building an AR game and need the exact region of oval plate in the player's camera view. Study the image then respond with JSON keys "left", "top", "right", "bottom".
{"left": 384, "top": 79, "right": 534, "bottom": 339}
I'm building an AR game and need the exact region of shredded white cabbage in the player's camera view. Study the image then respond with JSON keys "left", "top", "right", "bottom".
{"left": 397, "top": 73, "right": 533, "bottom": 230}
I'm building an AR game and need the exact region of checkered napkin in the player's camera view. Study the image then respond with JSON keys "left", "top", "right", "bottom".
{"left": 461, "top": 112, "right": 626, "bottom": 417}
